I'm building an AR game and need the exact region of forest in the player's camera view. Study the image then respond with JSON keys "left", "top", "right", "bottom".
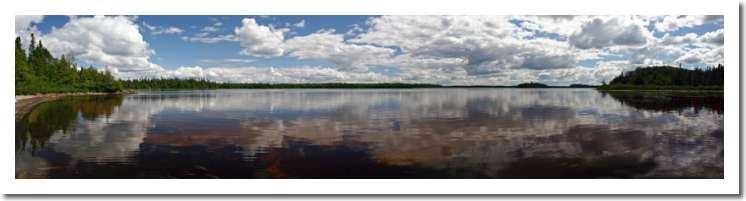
{"left": 14, "top": 35, "right": 125, "bottom": 95}
{"left": 596, "top": 65, "right": 724, "bottom": 90}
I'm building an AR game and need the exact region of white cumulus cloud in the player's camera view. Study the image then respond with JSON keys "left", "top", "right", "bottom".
{"left": 674, "top": 47, "right": 724, "bottom": 65}
{"left": 285, "top": 29, "right": 396, "bottom": 72}
{"left": 15, "top": 15, "right": 45, "bottom": 53}
{"left": 350, "top": 16, "right": 578, "bottom": 75}
{"left": 38, "top": 15, "right": 162, "bottom": 72}
{"left": 19, "top": 15, "right": 727, "bottom": 87}
{"left": 234, "top": 18, "right": 288, "bottom": 58}
{"left": 660, "top": 29, "right": 723, "bottom": 47}
{"left": 15, "top": 15, "right": 44, "bottom": 37}
{"left": 654, "top": 15, "right": 724, "bottom": 32}
{"left": 568, "top": 17, "right": 650, "bottom": 50}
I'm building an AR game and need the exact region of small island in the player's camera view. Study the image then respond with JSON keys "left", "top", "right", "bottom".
{"left": 516, "top": 82, "right": 549, "bottom": 88}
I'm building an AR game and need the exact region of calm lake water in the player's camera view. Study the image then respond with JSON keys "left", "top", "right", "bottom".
{"left": 15, "top": 88, "right": 724, "bottom": 179}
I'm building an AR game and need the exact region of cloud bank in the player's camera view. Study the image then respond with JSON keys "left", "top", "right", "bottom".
{"left": 15, "top": 15, "right": 725, "bottom": 86}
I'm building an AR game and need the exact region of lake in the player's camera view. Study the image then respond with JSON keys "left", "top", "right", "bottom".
{"left": 15, "top": 88, "right": 724, "bottom": 179}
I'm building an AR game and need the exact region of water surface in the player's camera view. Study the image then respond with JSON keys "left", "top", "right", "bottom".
{"left": 15, "top": 89, "right": 724, "bottom": 179}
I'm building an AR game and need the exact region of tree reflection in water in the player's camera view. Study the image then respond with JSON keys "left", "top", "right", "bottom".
{"left": 602, "top": 91, "right": 723, "bottom": 115}
{"left": 16, "top": 95, "right": 124, "bottom": 155}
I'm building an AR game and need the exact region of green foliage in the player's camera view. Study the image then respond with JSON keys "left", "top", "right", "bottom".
{"left": 120, "top": 77, "right": 221, "bottom": 90}
{"left": 15, "top": 37, "right": 34, "bottom": 86}
{"left": 14, "top": 37, "right": 125, "bottom": 95}
{"left": 16, "top": 76, "right": 91, "bottom": 95}
{"left": 597, "top": 65, "right": 724, "bottom": 91}
{"left": 596, "top": 84, "right": 723, "bottom": 91}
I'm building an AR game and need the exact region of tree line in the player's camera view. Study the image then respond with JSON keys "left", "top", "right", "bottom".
{"left": 596, "top": 65, "right": 724, "bottom": 90}
{"left": 15, "top": 35, "right": 125, "bottom": 95}
{"left": 216, "top": 82, "right": 442, "bottom": 89}
{"left": 120, "top": 77, "right": 443, "bottom": 89}
{"left": 120, "top": 77, "right": 221, "bottom": 90}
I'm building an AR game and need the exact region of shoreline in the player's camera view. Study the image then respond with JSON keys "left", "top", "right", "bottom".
{"left": 14, "top": 91, "right": 136, "bottom": 132}
{"left": 596, "top": 89, "right": 724, "bottom": 92}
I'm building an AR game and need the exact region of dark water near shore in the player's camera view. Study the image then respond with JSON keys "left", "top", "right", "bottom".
{"left": 15, "top": 89, "right": 724, "bottom": 179}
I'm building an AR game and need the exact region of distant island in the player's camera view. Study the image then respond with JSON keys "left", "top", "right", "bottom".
{"left": 569, "top": 84, "right": 600, "bottom": 88}
{"left": 596, "top": 65, "right": 724, "bottom": 91}
{"left": 516, "top": 82, "right": 549, "bottom": 88}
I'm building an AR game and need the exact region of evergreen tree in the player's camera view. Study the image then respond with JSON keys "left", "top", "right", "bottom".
{"left": 15, "top": 37, "right": 34, "bottom": 85}
{"left": 29, "top": 33, "right": 35, "bottom": 53}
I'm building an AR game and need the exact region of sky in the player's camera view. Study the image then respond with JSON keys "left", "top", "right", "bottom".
{"left": 14, "top": 15, "right": 724, "bottom": 86}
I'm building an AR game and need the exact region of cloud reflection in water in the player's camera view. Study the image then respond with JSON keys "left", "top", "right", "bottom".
{"left": 15, "top": 89, "right": 724, "bottom": 178}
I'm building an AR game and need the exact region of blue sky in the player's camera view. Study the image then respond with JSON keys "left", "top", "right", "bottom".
{"left": 15, "top": 15, "right": 724, "bottom": 86}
